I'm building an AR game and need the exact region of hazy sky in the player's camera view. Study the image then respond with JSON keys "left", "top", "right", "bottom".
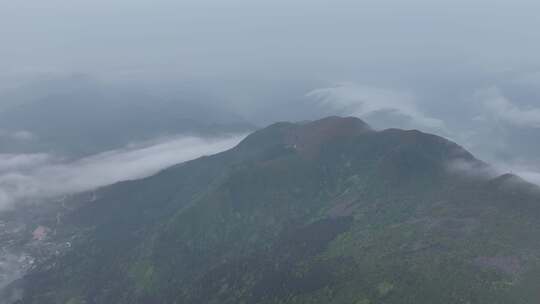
{"left": 2, "top": 0, "right": 540, "bottom": 81}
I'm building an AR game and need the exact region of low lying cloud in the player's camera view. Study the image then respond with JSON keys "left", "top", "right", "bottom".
{"left": 307, "top": 83, "right": 445, "bottom": 131}
{"left": 0, "top": 130, "right": 35, "bottom": 142}
{"left": 516, "top": 171, "right": 540, "bottom": 186}
{"left": 0, "top": 154, "right": 51, "bottom": 172}
{"left": 0, "top": 134, "right": 246, "bottom": 210}
{"left": 445, "top": 158, "right": 497, "bottom": 180}
{"left": 491, "top": 160, "right": 540, "bottom": 187}
{"left": 446, "top": 157, "right": 540, "bottom": 187}
{"left": 475, "top": 87, "right": 540, "bottom": 128}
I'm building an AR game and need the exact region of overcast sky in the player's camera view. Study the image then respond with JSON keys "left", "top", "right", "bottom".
{"left": 1, "top": 0, "right": 540, "bottom": 183}
{"left": 2, "top": 0, "right": 540, "bottom": 83}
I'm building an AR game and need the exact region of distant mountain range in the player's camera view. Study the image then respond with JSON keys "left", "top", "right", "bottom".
{"left": 9, "top": 116, "right": 540, "bottom": 303}
{"left": 0, "top": 76, "right": 254, "bottom": 157}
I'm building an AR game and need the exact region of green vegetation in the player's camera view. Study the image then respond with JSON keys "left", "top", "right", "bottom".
{"left": 17, "top": 117, "right": 540, "bottom": 304}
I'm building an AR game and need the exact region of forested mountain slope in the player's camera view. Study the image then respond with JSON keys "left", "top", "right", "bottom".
{"left": 14, "top": 117, "right": 540, "bottom": 304}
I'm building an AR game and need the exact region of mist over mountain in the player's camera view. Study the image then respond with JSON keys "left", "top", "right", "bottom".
{"left": 4, "top": 116, "right": 538, "bottom": 303}
{"left": 0, "top": 75, "right": 253, "bottom": 157}
{"left": 0, "top": 76, "right": 252, "bottom": 297}
{"left": 2, "top": 74, "right": 540, "bottom": 187}
{"left": 2, "top": 63, "right": 540, "bottom": 304}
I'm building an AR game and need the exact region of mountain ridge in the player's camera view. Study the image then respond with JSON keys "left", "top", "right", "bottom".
{"left": 10, "top": 116, "right": 540, "bottom": 304}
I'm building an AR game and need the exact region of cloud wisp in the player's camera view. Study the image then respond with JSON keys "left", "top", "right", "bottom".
{"left": 0, "top": 130, "right": 35, "bottom": 142}
{"left": 305, "top": 83, "right": 540, "bottom": 188}
{"left": 475, "top": 87, "right": 540, "bottom": 128}
{"left": 491, "top": 160, "right": 540, "bottom": 187}
{"left": 0, "top": 134, "right": 246, "bottom": 210}
{"left": 306, "top": 83, "right": 445, "bottom": 131}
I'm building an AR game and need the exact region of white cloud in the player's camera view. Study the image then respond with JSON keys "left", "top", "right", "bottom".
{"left": 0, "top": 134, "right": 246, "bottom": 210}
{"left": 10, "top": 131, "right": 34, "bottom": 141}
{"left": 0, "top": 130, "right": 35, "bottom": 142}
{"left": 445, "top": 158, "right": 497, "bottom": 180}
{"left": 517, "top": 171, "right": 540, "bottom": 186}
{"left": 306, "top": 83, "right": 445, "bottom": 130}
{"left": 446, "top": 157, "right": 540, "bottom": 187}
{"left": 491, "top": 160, "right": 540, "bottom": 187}
{"left": 476, "top": 87, "right": 540, "bottom": 128}
{"left": 0, "top": 154, "right": 51, "bottom": 172}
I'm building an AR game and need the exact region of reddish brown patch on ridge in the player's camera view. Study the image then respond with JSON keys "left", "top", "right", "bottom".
{"left": 286, "top": 116, "right": 371, "bottom": 157}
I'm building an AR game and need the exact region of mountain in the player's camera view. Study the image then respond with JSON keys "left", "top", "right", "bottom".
{"left": 10, "top": 116, "right": 540, "bottom": 303}
{"left": 0, "top": 76, "right": 253, "bottom": 157}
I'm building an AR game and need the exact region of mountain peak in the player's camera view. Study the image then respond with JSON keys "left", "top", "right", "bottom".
{"left": 286, "top": 116, "right": 372, "bottom": 154}
{"left": 297, "top": 116, "right": 372, "bottom": 134}
{"left": 237, "top": 116, "right": 372, "bottom": 156}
